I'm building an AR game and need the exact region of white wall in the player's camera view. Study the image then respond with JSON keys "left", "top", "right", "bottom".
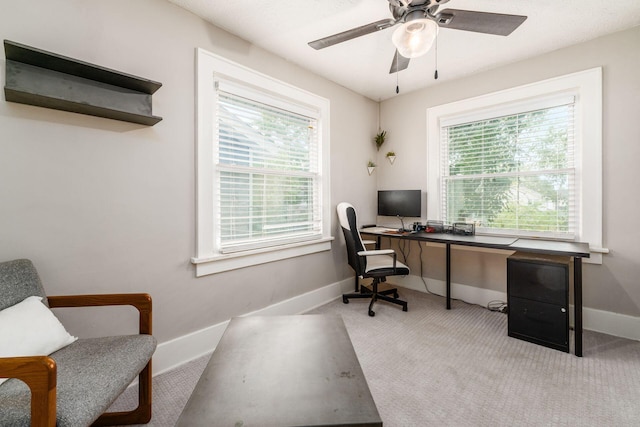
{"left": 377, "top": 25, "right": 640, "bottom": 318}
{"left": 0, "top": 0, "right": 379, "bottom": 345}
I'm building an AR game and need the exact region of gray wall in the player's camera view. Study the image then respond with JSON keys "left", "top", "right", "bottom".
{"left": 377, "top": 25, "right": 640, "bottom": 316}
{"left": 0, "top": 0, "right": 379, "bottom": 341}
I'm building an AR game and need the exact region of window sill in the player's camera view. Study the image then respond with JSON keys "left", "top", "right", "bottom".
{"left": 191, "top": 237, "right": 334, "bottom": 277}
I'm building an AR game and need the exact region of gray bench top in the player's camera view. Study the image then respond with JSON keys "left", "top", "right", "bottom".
{"left": 177, "top": 315, "right": 382, "bottom": 427}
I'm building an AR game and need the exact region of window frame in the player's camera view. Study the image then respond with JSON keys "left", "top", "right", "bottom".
{"left": 427, "top": 68, "right": 603, "bottom": 263}
{"left": 192, "top": 48, "right": 332, "bottom": 276}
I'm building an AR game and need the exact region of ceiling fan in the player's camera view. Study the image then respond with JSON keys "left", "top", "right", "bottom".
{"left": 308, "top": 0, "right": 527, "bottom": 74}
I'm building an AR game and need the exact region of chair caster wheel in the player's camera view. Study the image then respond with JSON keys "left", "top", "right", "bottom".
{"left": 368, "top": 310, "right": 375, "bottom": 317}
{"left": 403, "top": 305, "right": 408, "bottom": 312}
{"left": 394, "top": 292, "right": 399, "bottom": 298}
{"left": 342, "top": 297, "right": 349, "bottom": 304}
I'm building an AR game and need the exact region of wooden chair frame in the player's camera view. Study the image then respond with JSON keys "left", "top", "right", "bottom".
{"left": 0, "top": 293, "right": 153, "bottom": 427}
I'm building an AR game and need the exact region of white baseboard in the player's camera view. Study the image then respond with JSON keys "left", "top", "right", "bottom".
{"left": 152, "top": 274, "right": 640, "bottom": 376}
{"left": 152, "top": 278, "right": 353, "bottom": 376}
{"left": 580, "top": 307, "right": 640, "bottom": 341}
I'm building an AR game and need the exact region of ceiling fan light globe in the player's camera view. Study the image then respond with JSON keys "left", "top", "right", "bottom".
{"left": 392, "top": 18, "right": 438, "bottom": 59}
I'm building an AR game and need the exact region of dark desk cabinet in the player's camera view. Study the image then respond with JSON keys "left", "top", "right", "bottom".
{"left": 507, "top": 253, "right": 570, "bottom": 352}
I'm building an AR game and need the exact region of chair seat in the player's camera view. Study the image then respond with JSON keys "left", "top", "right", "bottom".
{"left": 0, "top": 334, "right": 157, "bottom": 427}
{"left": 364, "top": 255, "right": 409, "bottom": 276}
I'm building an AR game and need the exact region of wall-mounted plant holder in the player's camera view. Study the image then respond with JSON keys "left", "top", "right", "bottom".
{"left": 386, "top": 151, "right": 396, "bottom": 165}
{"left": 367, "top": 161, "right": 376, "bottom": 175}
{"left": 3, "top": 40, "right": 162, "bottom": 125}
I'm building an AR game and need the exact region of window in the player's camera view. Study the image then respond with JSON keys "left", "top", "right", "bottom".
{"left": 427, "top": 68, "right": 603, "bottom": 262}
{"left": 192, "top": 49, "right": 332, "bottom": 276}
{"left": 441, "top": 97, "right": 576, "bottom": 239}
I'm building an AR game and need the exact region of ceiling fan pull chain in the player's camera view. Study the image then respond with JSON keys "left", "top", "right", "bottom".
{"left": 434, "top": 33, "right": 439, "bottom": 80}
{"left": 396, "top": 53, "right": 400, "bottom": 94}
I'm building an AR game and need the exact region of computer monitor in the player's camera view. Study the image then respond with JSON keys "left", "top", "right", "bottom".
{"left": 377, "top": 190, "right": 421, "bottom": 218}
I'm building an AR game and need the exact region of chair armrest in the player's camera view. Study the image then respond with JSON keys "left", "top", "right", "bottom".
{"left": 357, "top": 249, "right": 397, "bottom": 270}
{"left": 47, "top": 293, "right": 152, "bottom": 335}
{"left": 0, "top": 356, "right": 57, "bottom": 427}
{"left": 357, "top": 249, "right": 394, "bottom": 256}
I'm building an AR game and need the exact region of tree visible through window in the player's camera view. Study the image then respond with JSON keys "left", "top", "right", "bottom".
{"left": 193, "top": 49, "right": 331, "bottom": 276}
{"left": 216, "top": 88, "right": 321, "bottom": 252}
{"left": 441, "top": 101, "right": 576, "bottom": 238}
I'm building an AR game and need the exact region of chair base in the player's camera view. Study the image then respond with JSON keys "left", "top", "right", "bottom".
{"left": 342, "top": 278, "right": 408, "bottom": 317}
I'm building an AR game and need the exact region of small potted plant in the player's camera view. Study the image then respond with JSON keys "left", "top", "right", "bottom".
{"left": 367, "top": 160, "right": 376, "bottom": 175}
{"left": 374, "top": 130, "right": 387, "bottom": 151}
{"left": 386, "top": 151, "right": 396, "bottom": 165}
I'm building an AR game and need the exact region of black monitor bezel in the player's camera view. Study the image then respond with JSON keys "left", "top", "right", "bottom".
{"left": 377, "top": 190, "right": 422, "bottom": 218}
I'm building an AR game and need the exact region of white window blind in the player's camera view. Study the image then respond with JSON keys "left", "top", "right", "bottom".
{"left": 215, "top": 86, "right": 321, "bottom": 253}
{"left": 440, "top": 99, "right": 577, "bottom": 239}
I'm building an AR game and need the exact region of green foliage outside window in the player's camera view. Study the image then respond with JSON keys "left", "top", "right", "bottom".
{"left": 444, "top": 104, "right": 573, "bottom": 235}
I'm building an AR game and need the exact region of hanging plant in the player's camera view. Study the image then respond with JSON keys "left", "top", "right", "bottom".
{"left": 367, "top": 160, "right": 376, "bottom": 175}
{"left": 374, "top": 130, "right": 387, "bottom": 151}
{"left": 386, "top": 151, "right": 396, "bottom": 165}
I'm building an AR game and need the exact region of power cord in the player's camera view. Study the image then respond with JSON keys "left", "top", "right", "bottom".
{"left": 384, "top": 235, "right": 508, "bottom": 314}
{"left": 418, "top": 242, "right": 434, "bottom": 295}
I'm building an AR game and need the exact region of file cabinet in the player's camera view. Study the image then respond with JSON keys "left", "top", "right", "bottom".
{"left": 507, "top": 252, "right": 570, "bottom": 352}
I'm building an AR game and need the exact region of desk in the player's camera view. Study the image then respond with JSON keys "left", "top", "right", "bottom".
{"left": 176, "top": 315, "right": 382, "bottom": 427}
{"left": 361, "top": 228, "right": 590, "bottom": 356}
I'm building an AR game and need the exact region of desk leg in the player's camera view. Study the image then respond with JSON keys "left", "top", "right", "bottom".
{"left": 446, "top": 243, "right": 451, "bottom": 310}
{"left": 574, "top": 257, "right": 583, "bottom": 357}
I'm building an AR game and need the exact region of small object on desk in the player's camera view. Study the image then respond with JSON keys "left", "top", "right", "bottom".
{"left": 426, "top": 220, "right": 444, "bottom": 233}
{"left": 453, "top": 222, "right": 475, "bottom": 236}
{"left": 412, "top": 222, "right": 426, "bottom": 232}
{"left": 384, "top": 229, "right": 406, "bottom": 234}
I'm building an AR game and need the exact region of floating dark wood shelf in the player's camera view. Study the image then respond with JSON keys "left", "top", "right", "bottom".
{"left": 3, "top": 40, "right": 162, "bottom": 125}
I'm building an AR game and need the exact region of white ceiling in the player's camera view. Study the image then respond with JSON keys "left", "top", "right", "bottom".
{"left": 168, "top": 0, "right": 640, "bottom": 101}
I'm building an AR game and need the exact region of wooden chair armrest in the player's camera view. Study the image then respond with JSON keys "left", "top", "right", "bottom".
{"left": 47, "top": 293, "right": 152, "bottom": 335}
{"left": 0, "top": 356, "right": 56, "bottom": 427}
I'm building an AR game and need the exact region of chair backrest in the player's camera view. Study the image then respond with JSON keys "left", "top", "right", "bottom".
{"left": 337, "top": 202, "right": 367, "bottom": 275}
{"left": 0, "top": 259, "right": 48, "bottom": 311}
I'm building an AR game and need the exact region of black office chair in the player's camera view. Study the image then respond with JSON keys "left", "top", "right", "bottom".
{"left": 337, "top": 202, "right": 408, "bottom": 316}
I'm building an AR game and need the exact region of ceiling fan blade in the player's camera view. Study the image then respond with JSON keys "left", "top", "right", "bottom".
{"left": 308, "top": 19, "right": 396, "bottom": 50}
{"left": 389, "top": 50, "right": 410, "bottom": 74}
{"left": 435, "top": 9, "right": 527, "bottom": 36}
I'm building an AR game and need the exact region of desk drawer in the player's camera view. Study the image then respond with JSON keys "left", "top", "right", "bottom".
{"left": 507, "top": 256, "right": 569, "bottom": 305}
{"left": 508, "top": 297, "right": 569, "bottom": 352}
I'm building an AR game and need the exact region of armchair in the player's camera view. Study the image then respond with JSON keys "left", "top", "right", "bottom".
{"left": 0, "top": 259, "right": 156, "bottom": 427}
{"left": 337, "top": 202, "right": 409, "bottom": 316}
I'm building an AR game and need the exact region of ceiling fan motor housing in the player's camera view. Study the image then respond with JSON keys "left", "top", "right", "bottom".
{"left": 389, "top": 0, "right": 449, "bottom": 22}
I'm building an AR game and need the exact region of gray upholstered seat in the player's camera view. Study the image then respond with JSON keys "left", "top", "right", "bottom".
{"left": 0, "top": 336, "right": 156, "bottom": 426}
{"left": 0, "top": 259, "right": 156, "bottom": 426}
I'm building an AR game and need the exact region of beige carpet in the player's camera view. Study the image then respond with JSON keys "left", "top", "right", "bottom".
{"left": 111, "top": 288, "right": 640, "bottom": 426}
